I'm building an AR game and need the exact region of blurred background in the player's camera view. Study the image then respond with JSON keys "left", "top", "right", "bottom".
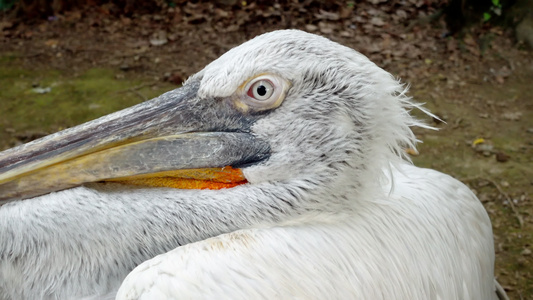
{"left": 0, "top": 0, "right": 532, "bottom": 298}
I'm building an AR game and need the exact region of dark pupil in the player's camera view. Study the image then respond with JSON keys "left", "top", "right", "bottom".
{"left": 256, "top": 85, "right": 267, "bottom": 96}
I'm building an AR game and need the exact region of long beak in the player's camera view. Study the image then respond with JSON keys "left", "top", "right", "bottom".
{"left": 0, "top": 82, "right": 270, "bottom": 202}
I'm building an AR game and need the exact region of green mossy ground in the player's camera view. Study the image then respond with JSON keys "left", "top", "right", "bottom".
{"left": 0, "top": 56, "right": 176, "bottom": 149}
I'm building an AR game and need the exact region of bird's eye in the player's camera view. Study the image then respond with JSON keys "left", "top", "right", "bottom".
{"left": 247, "top": 79, "right": 274, "bottom": 101}
{"left": 239, "top": 74, "right": 290, "bottom": 112}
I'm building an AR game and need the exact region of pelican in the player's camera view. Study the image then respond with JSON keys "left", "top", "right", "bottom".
{"left": 0, "top": 30, "right": 508, "bottom": 300}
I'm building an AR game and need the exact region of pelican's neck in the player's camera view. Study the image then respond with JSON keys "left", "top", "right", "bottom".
{"left": 0, "top": 181, "right": 323, "bottom": 298}
{"left": 0, "top": 155, "right": 389, "bottom": 299}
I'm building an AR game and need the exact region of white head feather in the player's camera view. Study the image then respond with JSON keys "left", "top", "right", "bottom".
{"left": 191, "top": 30, "right": 431, "bottom": 197}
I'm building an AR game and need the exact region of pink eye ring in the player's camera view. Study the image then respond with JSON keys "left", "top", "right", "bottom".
{"left": 241, "top": 75, "right": 290, "bottom": 111}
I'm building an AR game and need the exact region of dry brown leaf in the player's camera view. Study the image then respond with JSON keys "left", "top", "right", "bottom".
{"left": 315, "top": 9, "right": 340, "bottom": 21}
{"left": 339, "top": 6, "right": 353, "bottom": 19}
{"left": 340, "top": 30, "right": 353, "bottom": 37}
{"left": 318, "top": 22, "right": 334, "bottom": 34}
{"left": 370, "top": 17, "right": 385, "bottom": 26}
{"left": 396, "top": 10, "right": 407, "bottom": 19}
{"left": 353, "top": 16, "right": 366, "bottom": 23}
{"left": 305, "top": 24, "right": 318, "bottom": 32}
{"left": 45, "top": 39, "right": 59, "bottom": 48}
{"left": 149, "top": 31, "right": 168, "bottom": 46}
{"left": 463, "top": 35, "right": 480, "bottom": 56}
{"left": 502, "top": 112, "right": 522, "bottom": 121}
{"left": 215, "top": 8, "right": 230, "bottom": 18}
{"left": 0, "top": 21, "right": 13, "bottom": 32}
{"left": 446, "top": 38, "right": 457, "bottom": 53}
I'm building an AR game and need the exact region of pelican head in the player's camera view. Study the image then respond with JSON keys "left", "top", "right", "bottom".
{"left": 0, "top": 30, "right": 421, "bottom": 203}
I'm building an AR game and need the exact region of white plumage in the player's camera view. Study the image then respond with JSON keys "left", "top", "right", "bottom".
{"left": 0, "top": 30, "right": 506, "bottom": 300}
{"left": 117, "top": 165, "right": 497, "bottom": 300}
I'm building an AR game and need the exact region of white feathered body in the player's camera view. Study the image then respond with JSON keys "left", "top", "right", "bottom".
{"left": 0, "top": 30, "right": 500, "bottom": 300}
{"left": 117, "top": 164, "right": 496, "bottom": 300}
